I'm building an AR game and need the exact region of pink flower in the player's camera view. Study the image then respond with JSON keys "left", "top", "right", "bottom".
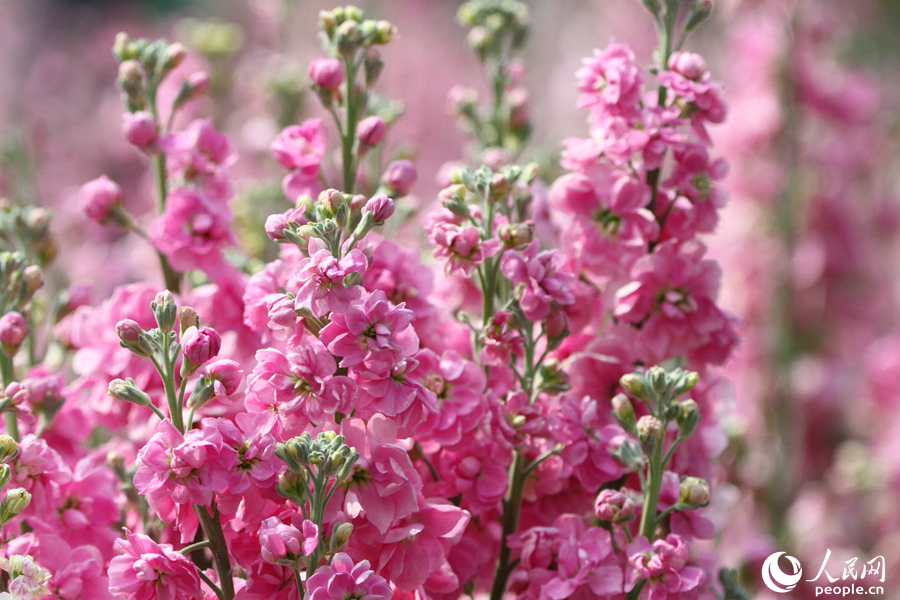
{"left": 247, "top": 345, "right": 357, "bottom": 425}
{"left": 320, "top": 290, "right": 419, "bottom": 374}
{"left": 79, "top": 175, "right": 122, "bottom": 223}
{"left": 259, "top": 516, "right": 318, "bottom": 568}
{"left": 356, "top": 357, "right": 439, "bottom": 437}
{"left": 576, "top": 43, "right": 645, "bottom": 121}
{"left": 479, "top": 310, "right": 524, "bottom": 367}
{"left": 133, "top": 419, "right": 238, "bottom": 510}
{"left": 594, "top": 489, "right": 636, "bottom": 523}
{"left": 108, "top": 530, "right": 203, "bottom": 600}
{"left": 382, "top": 160, "right": 417, "bottom": 196}
{"left": 357, "top": 116, "right": 387, "bottom": 146}
{"left": 122, "top": 111, "right": 158, "bottom": 148}
{"left": 150, "top": 187, "right": 235, "bottom": 273}
{"left": 428, "top": 223, "right": 501, "bottom": 277}
{"left": 295, "top": 238, "right": 368, "bottom": 317}
{"left": 271, "top": 119, "right": 327, "bottom": 174}
{"left": 613, "top": 240, "right": 739, "bottom": 365}
{"left": 306, "top": 553, "right": 392, "bottom": 600}
{"left": 342, "top": 416, "right": 423, "bottom": 534}
{"left": 308, "top": 58, "right": 344, "bottom": 91}
{"left": 625, "top": 534, "right": 705, "bottom": 599}
{"left": 500, "top": 240, "right": 577, "bottom": 321}
{"left": 181, "top": 326, "right": 221, "bottom": 372}
{"left": 412, "top": 349, "right": 487, "bottom": 447}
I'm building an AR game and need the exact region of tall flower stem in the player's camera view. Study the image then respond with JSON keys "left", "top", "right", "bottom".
{"left": 194, "top": 504, "right": 235, "bottom": 600}
{"left": 0, "top": 354, "right": 17, "bottom": 440}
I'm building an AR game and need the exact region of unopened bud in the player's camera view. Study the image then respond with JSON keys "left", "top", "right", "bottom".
{"left": 0, "top": 312, "right": 26, "bottom": 358}
{"left": 357, "top": 116, "right": 386, "bottom": 147}
{"left": 186, "top": 376, "right": 216, "bottom": 409}
{"left": 108, "top": 378, "right": 152, "bottom": 407}
{"left": 0, "top": 436, "right": 16, "bottom": 463}
{"left": 648, "top": 366, "right": 668, "bottom": 395}
{"left": 679, "top": 476, "right": 710, "bottom": 507}
{"left": 276, "top": 471, "right": 308, "bottom": 505}
{"left": 611, "top": 393, "right": 636, "bottom": 433}
{"left": 116, "top": 319, "right": 153, "bottom": 357}
{"left": 161, "top": 43, "right": 188, "bottom": 73}
{"left": 152, "top": 290, "right": 177, "bottom": 332}
{"left": 544, "top": 310, "right": 569, "bottom": 351}
{"left": 684, "top": 0, "right": 713, "bottom": 31}
{"left": 637, "top": 415, "right": 664, "bottom": 454}
{"left": 676, "top": 399, "right": 701, "bottom": 440}
{"left": 373, "top": 20, "right": 397, "bottom": 44}
{"left": 330, "top": 522, "right": 354, "bottom": 552}
{"left": 335, "top": 21, "right": 360, "bottom": 58}
{"left": 620, "top": 373, "right": 646, "bottom": 400}
{"left": 498, "top": 221, "right": 534, "bottom": 248}
{"left": 179, "top": 306, "right": 199, "bottom": 334}
{"left": 0, "top": 465, "right": 9, "bottom": 489}
{"left": 113, "top": 32, "right": 135, "bottom": 62}
{"left": 640, "top": 0, "right": 662, "bottom": 15}
{"left": 363, "top": 49, "right": 384, "bottom": 86}
{"left": 0, "top": 488, "right": 30, "bottom": 524}
{"left": 382, "top": 160, "right": 417, "bottom": 196}
{"left": 674, "top": 371, "right": 700, "bottom": 396}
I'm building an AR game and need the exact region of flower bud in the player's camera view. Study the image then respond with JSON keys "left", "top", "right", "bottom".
{"left": 0, "top": 312, "right": 26, "bottom": 358}
{"left": 676, "top": 399, "right": 702, "bottom": 440}
{"left": 152, "top": 290, "right": 177, "bottom": 332}
{"left": 679, "top": 476, "right": 710, "bottom": 507}
{"left": 545, "top": 310, "right": 569, "bottom": 351}
{"left": 122, "top": 111, "right": 158, "bottom": 149}
{"left": 161, "top": 42, "right": 188, "bottom": 73}
{"left": 0, "top": 488, "right": 30, "bottom": 524}
{"left": 620, "top": 373, "right": 646, "bottom": 400}
{"left": 648, "top": 366, "right": 668, "bottom": 395}
{"left": 205, "top": 359, "right": 243, "bottom": 400}
{"left": 22, "top": 266, "right": 42, "bottom": 299}
{"left": 113, "top": 32, "right": 136, "bottom": 62}
{"left": 382, "top": 160, "right": 417, "bottom": 196}
{"left": 308, "top": 58, "right": 344, "bottom": 91}
{"left": 594, "top": 489, "right": 636, "bottom": 523}
{"left": 179, "top": 306, "right": 199, "bottom": 334}
{"left": 276, "top": 470, "right": 308, "bottom": 505}
{"left": 610, "top": 438, "right": 645, "bottom": 471}
{"left": 173, "top": 71, "right": 211, "bottom": 111}
{"left": 637, "top": 415, "right": 664, "bottom": 454}
{"left": 180, "top": 326, "right": 222, "bottom": 376}
{"left": 116, "top": 319, "right": 153, "bottom": 357}
{"left": 0, "top": 436, "right": 16, "bottom": 463}
{"left": 118, "top": 60, "right": 146, "bottom": 109}
{"left": 80, "top": 175, "right": 123, "bottom": 223}
{"left": 684, "top": 0, "right": 713, "bottom": 32}
{"left": 498, "top": 221, "right": 534, "bottom": 248}
{"left": 357, "top": 116, "right": 386, "bottom": 147}
{"left": 335, "top": 20, "right": 360, "bottom": 57}
{"left": 330, "top": 522, "right": 354, "bottom": 552}
{"left": 611, "top": 393, "right": 636, "bottom": 434}
{"left": 363, "top": 194, "right": 394, "bottom": 223}
{"left": 374, "top": 20, "right": 397, "bottom": 44}
{"left": 363, "top": 48, "right": 384, "bottom": 86}
{"left": 186, "top": 376, "right": 215, "bottom": 409}
{"left": 673, "top": 371, "right": 700, "bottom": 397}
{"left": 108, "top": 378, "right": 152, "bottom": 407}
{"left": 0, "top": 465, "right": 10, "bottom": 490}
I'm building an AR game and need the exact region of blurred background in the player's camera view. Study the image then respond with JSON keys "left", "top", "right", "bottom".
{"left": 3, "top": 0, "right": 900, "bottom": 597}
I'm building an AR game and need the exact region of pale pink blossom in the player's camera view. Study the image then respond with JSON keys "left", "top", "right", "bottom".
{"left": 576, "top": 43, "right": 645, "bottom": 121}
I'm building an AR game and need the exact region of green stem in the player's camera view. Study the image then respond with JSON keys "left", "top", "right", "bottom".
{"left": 197, "top": 568, "right": 224, "bottom": 600}
{"left": 0, "top": 354, "right": 17, "bottom": 441}
{"left": 159, "top": 337, "right": 184, "bottom": 432}
{"left": 294, "top": 568, "right": 305, "bottom": 600}
{"left": 341, "top": 58, "right": 361, "bottom": 193}
{"left": 306, "top": 468, "right": 328, "bottom": 579}
{"left": 150, "top": 155, "right": 182, "bottom": 293}
{"left": 489, "top": 451, "right": 525, "bottom": 600}
{"left": 180, "top": 540, "right": 213, "bottom": 554}
{"left": 194, "top": 504, "right": 235, "bottom": 600}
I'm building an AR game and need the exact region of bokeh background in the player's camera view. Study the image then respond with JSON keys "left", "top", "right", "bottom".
{"left": 3, "top": 0, "right": 900, "bottom": 597}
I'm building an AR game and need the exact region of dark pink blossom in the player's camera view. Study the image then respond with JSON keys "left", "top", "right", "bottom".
{"left": 80, "top": 176, "right": 122, "bottom": 223}
{"left": 259, "top": 515, "right": 318, "bottom": 568}
{"left": 382, "top": 160, "right": 417, "bottom": 196}
{"left": 108, "top": 530, "right": 203, "bottom": 600}
{"left": 500, "top": 240, "right": 577, "bottom": 321}
{"left": 122, "top": 111, "right": 158, "bottom": 148}
{"left": 308, "top": 58, "right": 344, "bottom": 91}
{"left": 181, "top": 326, "right": 221, "bottom": 371}
{"left": 428, "top": 223, "right": 501, "bottom": 277}
{"left": 306, "top": 552, "right": 392, "bottom": 600}
{"left": 357, "top": 116, "right": 387, "bottom": 146}
{"left": 625, "top": 534, "right": 705, "bottom": 599}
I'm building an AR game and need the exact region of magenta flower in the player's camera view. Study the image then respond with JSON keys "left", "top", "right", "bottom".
{"left": 479, "top": 310, "right": 524, "bottom": 368}
{"left": 625, "top": 534, "right": 705, "bottom": 600}
{"left": 364, "top": 194, "right": 395, "bottom": 223}
{"left": 295, "top": 238, "right": 368, "bottom": 317}
{"left": 307, "top": 552, "right": 392, "bottom": 600}
{"left": 320, "top": 290, "right": 419, "bottom": 375}
{"left": 133, "top": 419, "right": 237, "bottom": 510}
{"left": 108, "top": 530, "right": 203, "bottom": 600}
{"left": 0, "top": 311, "right": 27, "bottom": 356}
{"left": 79, "top": 175, "right": 123, "bottom": 223}
{"left": 428, "top": 223, "right": 501, "bottom": 277}
{"left": 271, "top": 119, "right": 327, "bottom": 174}
{"left": 259, "top": 516, "right": 319, "bottom": 569}
{"left": 204, "top": 359, "right": 243, "bottom": 403}
{"left": 500, "top": 240, "right": 577, "bottom": 321}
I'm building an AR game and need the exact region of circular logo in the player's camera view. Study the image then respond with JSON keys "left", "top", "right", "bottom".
{"left": 762, "top": 552, "right": 803, "bottom": 593}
